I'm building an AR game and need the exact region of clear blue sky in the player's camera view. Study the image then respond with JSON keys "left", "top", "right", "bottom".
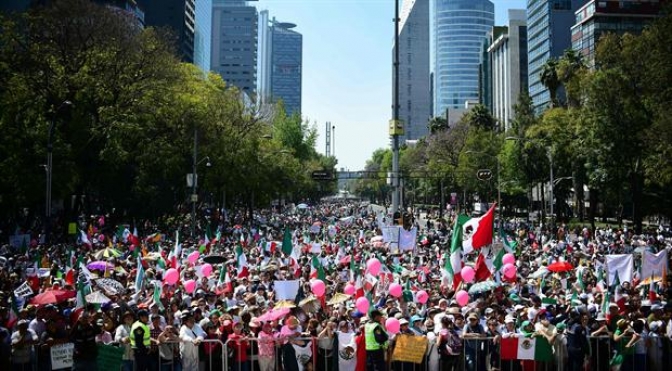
{"left": 257, "top": 0, "right": 528, "bottom": 170}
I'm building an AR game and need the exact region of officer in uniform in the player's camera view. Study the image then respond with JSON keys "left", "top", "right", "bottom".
{"left": 130, "top": 309, "right": 153, "bottom": 371}
{"left": 365, "top": 309, "right": 389, "bottom": 371}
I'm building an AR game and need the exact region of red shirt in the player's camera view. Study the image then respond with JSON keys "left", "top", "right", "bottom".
{"left": 227, "top": 333, "right": 249, "bottom": 362}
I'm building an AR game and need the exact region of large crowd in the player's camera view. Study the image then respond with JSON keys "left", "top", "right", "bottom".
{"left": 1, "top": 202, "right": 672, "bottom": 371}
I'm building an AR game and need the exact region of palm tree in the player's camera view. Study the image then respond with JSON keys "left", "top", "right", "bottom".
{"left": 428, "top": 116, "right": 449, "bottom": 134}
{"left": 465, "top": 104, "right": 497, "bottom": 131}
{"left": 540, "top": 58, "right": 560, "bottom": 108}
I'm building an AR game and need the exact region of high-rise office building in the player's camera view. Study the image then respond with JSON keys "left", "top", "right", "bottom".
{"left": 136, "top": 0, "right": 213, "bottom": 72}
{"left": 571, "top": 0, "right": 664, "bottom": 68}
{"left": 394, "top": 0, "right": 430, "bottom": 141}
{"left": 432, "top": 0, "right": 494, "bottom": 118}
{"left": 488, "top": 10, "right": 528, "bottom": 131}
{"left": 479, "top": 26, "right": 508, "bottom": 112}
{"left": 258, "top": 10, "right": 303, "bottom": 115}
{"left": 527, "top": 0, "right": 585, "bottom": 112}
{"left": 212, "top": 0, "right": 258, "bottom": 94}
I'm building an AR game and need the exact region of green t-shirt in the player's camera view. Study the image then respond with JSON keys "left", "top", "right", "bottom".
{"left": 614, "top": 329, "right": 635, "bottom": 356}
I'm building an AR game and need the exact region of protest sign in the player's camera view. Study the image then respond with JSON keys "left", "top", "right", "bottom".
{"left": 51, "top": 343, "right": 74, "bottom": 369}
{"left": 391, "top": 334, "right": 428, "bottom": 364}
{"left": 96, "top": 344, "right": 124, "bottom": 371}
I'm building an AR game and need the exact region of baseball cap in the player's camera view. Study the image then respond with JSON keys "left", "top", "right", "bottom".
{"left": 410, "top": 315, "right": 423, "bottom": 323}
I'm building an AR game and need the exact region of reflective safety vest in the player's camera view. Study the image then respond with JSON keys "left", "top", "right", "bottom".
{"left": 130, "top": 321, "right": 150, "bottom": 349}
{"left": 365, "top": 322, "right": 385, "bottom": 351}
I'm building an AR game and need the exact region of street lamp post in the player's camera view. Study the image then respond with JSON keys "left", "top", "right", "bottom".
{"left": 45, "top": 100, "right": 72, "bottom": 242}
{"left": 190, "top": 126, "right": 211, "bottom": 238}
{"left": 390, "top": 0, "right": 402, "bottom": 215}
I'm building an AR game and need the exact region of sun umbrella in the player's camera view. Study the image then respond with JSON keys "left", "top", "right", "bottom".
{"left": 85, "top": 291, "right": 111, "bottom": 304}
{"left": 93, "top": 247, "right": 122, "bottom": 260}
{"left": 257, "top": 308, "right": 291, "bottom": 322}
{"left": 297, "top": 203, "right": 309, "bottom": 209}
{"left": 274, "top": 300, "right": 296, "bottom": 309}
{"left": 96, "top": 278, "right": 126, "bottom": 294}
{"left": 141, "top": 252, "right": 162, "bottom": 261}
{"left": 87, "top": 261, "right": 114, "bottom": 271}
{"left": 327, "top": 293, "right": 351, "bottom": 305}
{"left": 299, "top": 296, "right": 318, "bottom": 307}
{"left": 31, "top": 290, "right": 76, "bottom": 305}
{"left": 203, "top": 255, "right": 227, "bottom": 264}
{"left": 468, "top": 281, "right": 500, "bottom": 295}
{"left": 547, "top": 261, "right": 574, "bottom": 273}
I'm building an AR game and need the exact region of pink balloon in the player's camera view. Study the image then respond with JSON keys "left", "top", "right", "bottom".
{"left": 356, "top": 297, "right": 370, "bottom": 313}
{"left": 461, "top": 266, "right": 475, "bottom": 283}
{"left": 164, "top": 268, "right": 179, "bottom": 285}
{"left": 311, "top": 280, "right": 326, "bottom": 297}
{"left": 416, "top": 290, "right": 429, "bottom": 304}
{"left": 201, "top": 263, "right": 213, "bottom": 277}
{"left": 97, "top": 234, "right": 105, "bottom": 242}
{"left": 183, "top": 279, "right": 196, "bottom": 294}
{"left": 389, "top": 283, "right": 402, "bottom": 298}
{"left": 187, "top": 251, "right": 199, "bottom": 265}
{"left": 344, "top": 283, "right": 355, "bottom": 296}
{"left": 366, "top": 258, "right": 381, "bottom": 275}
{"left": 98, "top": 217, "right": 105, "bottom": 227}
{"left": 455, "top": 290, "right": 469, "bottom": 306}
{"left": 503, "top": 263, "right": 517, "bottom": 279}
{"left": 385, "top": 318, "right": 400, "bottom": 334}
{"left": 502, "top": 253, "right": 516, "bottom": 266}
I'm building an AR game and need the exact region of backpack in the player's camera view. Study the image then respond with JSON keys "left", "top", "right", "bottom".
{"left": 438, "top": 331, "right": 463, "bottom": 356}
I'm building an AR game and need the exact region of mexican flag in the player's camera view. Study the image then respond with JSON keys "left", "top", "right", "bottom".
{"left": 310, "top": 256, "right": 326, "bottom": 281}
{"left": 80, "top": 230, "right": 92, "bottom": 247}
{"left": 7, "top": 292, "right": 22, "bottom": 329}
{"left": 444, "top": 215, "right": 468, "bottom": 289}
{"left": 350, "top": 257, "right": 364, "bottom": 299}
{"left": 500, "top": 337, "right": 553, "bottom": 361}
{"left": 282, "top": 227, "right": 293, "bottom": 256}
{"left": 219, "top": 268, "right": 233, "bottom": 293}
{"left": 236, "top": 244, "right": 249, "bottom": 278}
{"left": 462, "top": 203, "right": 496, "bottom": 254}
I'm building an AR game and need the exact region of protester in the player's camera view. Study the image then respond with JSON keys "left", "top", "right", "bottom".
{"left": 0, "top": 202, "right": 671, "bottom": 371}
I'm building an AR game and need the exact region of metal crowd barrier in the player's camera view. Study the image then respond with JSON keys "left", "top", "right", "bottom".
{"left": 14, "top": 332, "right": 672, "bottom": 371}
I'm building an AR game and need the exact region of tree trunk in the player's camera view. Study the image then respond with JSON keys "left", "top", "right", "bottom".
{"left": 589, "top": 188, "right": 598, "bottom": 231}
{"left": 631, "top": 172, "right": 644, "bottom": 234}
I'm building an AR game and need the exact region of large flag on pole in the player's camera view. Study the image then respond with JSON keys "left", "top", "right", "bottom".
{"left": 462, "top": 204, "right": 496, "bottom": 254}
{"left": 444, "top": 214, "right": 469, "bottom": 289}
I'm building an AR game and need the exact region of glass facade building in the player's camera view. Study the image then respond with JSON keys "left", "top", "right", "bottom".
{"left": 192, "top": 0, "right": 212, "bottom": 72}
{"left": 395, "top": 0, "right": 431, "bottom": 141}
{"left": 571, "top": 0, "right": 663, "bottom": 68}
{"left": 269, "top": 22, "right": 302, "bottom": 115}
{"left": 527, "top": 0, "right": 584, "bottom": 112}
{"left": 212, "top": 0, "right": 258, "bottom": 94}
{"left": 432, "top": 0, "right": 494, "bottom": 117}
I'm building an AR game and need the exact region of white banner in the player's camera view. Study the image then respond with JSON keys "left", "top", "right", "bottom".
{"left": 399, "top": 227, "right": 417, "bottom": 252}
{"left": 274, "top": 280, "right": 300, "bottom": 301}
{"left": 51, "top": 343, "right": 74, "bottom": 369}
{"left": 605, "top": 254, "right": 634, "bottom": 284}
{"left": 382, "top": 227, "right": 400, "bottom": 244}
{"left": 642, "top": 250, "right": 668, "bottom": 280}
{"left": 311, "top": 243, "right": 322, "bottom": 254}
{"left": 13, "top": 281, "right": 33, "bottom": 297}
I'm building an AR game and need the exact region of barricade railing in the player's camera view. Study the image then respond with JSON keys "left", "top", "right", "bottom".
{"left": 14, "top": 331, "right": 671, "bottom": 371}
{"left": 224, "top": 336, "right": 332, "bottom": 371}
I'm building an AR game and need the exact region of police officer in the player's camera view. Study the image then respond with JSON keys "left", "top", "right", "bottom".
{"left": 365, "top": 309, "right": 389, "bottom": 371}
{"left": 130, "top": 309, "right": 153, "bottom": 371}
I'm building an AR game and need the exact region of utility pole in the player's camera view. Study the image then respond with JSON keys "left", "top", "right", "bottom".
{"left": 390, "top": 0, "right": 403, "bottom": 215}
{"left": 191, "top": 128, "right": 198, "bottom": 238}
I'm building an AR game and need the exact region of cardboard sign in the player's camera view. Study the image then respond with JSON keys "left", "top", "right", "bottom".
{"left": 392, "top": 334, "right": 428, "bottom": 364}
{"left": 51, "top": 343, "right": 74, "bottom": 369}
